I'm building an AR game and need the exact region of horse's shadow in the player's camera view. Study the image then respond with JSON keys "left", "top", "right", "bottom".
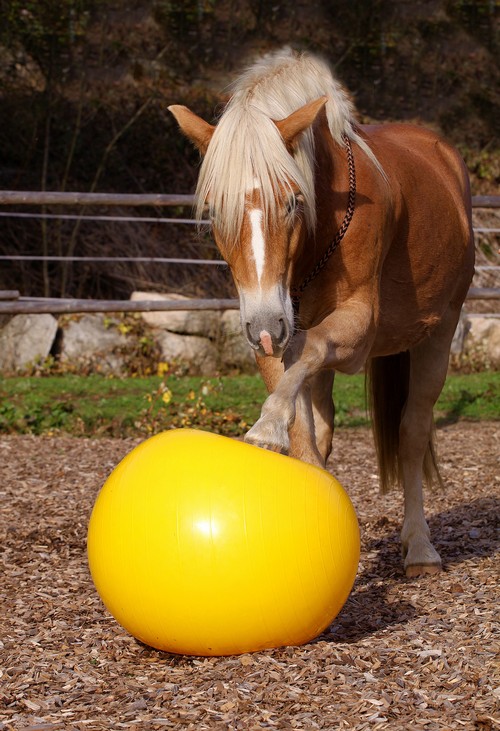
{"left": 322, "top": 496, "right": 499, "bottom": 644}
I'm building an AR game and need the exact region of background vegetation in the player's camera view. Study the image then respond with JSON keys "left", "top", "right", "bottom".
{"left": 0, "top": 0, "right": 498, "bottom": 300}
{"left": 1, "top": 371, "right": 498, "bottom": 437}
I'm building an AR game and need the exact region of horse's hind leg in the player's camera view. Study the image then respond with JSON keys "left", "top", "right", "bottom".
{"left": 289, "top": 369, "right": 336, "bottom": 464}
{"left": 400, "top": 309, "right": 460, "bottom": 576}
{"left": 310, "top": 369, "right": 335, "bottom": 463}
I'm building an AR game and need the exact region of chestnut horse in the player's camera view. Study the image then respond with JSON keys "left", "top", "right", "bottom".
{"left": 169, "top": 48, "right": 474, "bottom": 576}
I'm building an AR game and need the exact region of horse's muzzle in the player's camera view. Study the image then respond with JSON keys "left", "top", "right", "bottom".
{"left": 245, "top": 317, "right": 290, "bottom": 357}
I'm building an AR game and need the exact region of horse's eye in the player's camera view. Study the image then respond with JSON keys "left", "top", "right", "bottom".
{"left": 285, "top": 194, "right": 296, "bottom": 217}
{"left": 285, "top": 192, "right": 303, "bottom": 219}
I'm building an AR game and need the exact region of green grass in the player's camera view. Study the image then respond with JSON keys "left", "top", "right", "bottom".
{"left": 0, "top": 371, "right": 498, "bottom": 437}
{"left": 434, "top": 372, "right": 500, "bottom": 423}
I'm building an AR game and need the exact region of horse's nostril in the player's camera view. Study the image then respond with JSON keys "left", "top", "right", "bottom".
{"left": 246, "top": 321, "right": 257, "bottom": 346}
{"left": 278, "top": 318, "right": 287, "bottom": 342}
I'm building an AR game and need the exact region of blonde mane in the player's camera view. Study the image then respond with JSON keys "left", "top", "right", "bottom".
{"left": 196, "top": 47, "right": 381, "bottom": 243}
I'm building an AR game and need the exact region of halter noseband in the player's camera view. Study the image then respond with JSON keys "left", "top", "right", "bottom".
{"left": 290, "top": 133, "right": 356, "bottom": 321}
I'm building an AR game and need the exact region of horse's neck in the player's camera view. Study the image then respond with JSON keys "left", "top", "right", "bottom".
{"left": 297, "top": 128, "right": 350, "bottom": 276}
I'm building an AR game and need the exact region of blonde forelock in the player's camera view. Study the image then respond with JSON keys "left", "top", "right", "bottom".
{"left": 195, "top": 47, "right": 383, "bottom": 244}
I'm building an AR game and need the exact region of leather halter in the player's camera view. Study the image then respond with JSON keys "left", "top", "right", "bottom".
{"left": 290, "top": 133, "right": 356, "bottom": 321}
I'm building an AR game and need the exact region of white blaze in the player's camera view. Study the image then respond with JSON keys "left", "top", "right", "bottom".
{"left": 249, "top": 208, "right": 265, "bottom": 284}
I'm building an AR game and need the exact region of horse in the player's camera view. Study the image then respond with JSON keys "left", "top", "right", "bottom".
{"left": 169, "top": 47, "right": 475, "bottom": 577}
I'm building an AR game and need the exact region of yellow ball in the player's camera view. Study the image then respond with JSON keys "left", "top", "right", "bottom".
{"left": 87, "top": 429, "right": 359, "bottom": 656}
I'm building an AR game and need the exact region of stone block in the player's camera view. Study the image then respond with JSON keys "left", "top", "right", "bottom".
{"left": 131, "top": 292, "right": 221, "bottom": 338}
{"left": 0, "top": 314, "right": 58, "bottom": 371}
{"left": 154, "top": 330, "right": 218, "bottom": 375}
{"left": 60, "top": 314, "right": 129, "bottom": 373}
{"left": 463, "top": 316, "right": 500, "bottom": 368}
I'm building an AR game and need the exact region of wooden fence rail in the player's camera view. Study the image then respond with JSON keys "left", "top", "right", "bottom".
{"left": 0, "top": 190, "right": 499, "bottom": 208}
{"left": 0, "top": 296, "right": 239, "bottom": 315}
{"left": 0, "top": 191, "right": 194, "bottom": 207}
{"left": 0, "top": 288, "right": 498, "bottom": 316}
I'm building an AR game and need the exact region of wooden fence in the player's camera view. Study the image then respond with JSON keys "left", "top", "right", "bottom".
{"left": 0, "top": 191, "right": 499, "bottom": 315}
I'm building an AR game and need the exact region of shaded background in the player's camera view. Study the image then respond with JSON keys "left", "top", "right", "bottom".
{"left": 0, "top": 0, "right": 498, "bottom": 299}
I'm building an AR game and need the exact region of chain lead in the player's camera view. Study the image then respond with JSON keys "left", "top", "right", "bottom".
{"left": 291, "top": 134, "right": 356, "bottom": 321}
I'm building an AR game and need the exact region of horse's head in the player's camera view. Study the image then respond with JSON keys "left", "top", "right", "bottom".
{"left": 169, "top": 97, "right": 326, "bottom": 358}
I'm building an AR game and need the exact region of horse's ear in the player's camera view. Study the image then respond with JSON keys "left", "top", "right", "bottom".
{"left": 274, "top": 96, "right": 328, "bottom": 151}
{"left": 168, "top": 105, "right": 215, "bottom": 155}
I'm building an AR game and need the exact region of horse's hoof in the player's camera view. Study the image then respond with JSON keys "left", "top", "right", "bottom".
{"left": 405, "top": 562, "right": 442, "bottom": 578}
{"left": 244, "top": 434, "right": 289, "bottom": 455}
{"left": 244, "top": 418, "right": 290, "bottom": 456}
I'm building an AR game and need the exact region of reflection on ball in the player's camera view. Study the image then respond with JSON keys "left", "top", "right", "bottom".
{"left": 87, "top": 428, "right": 359, "bottom": 656}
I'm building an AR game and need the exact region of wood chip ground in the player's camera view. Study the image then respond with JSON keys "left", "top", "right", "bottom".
{"left": 1, "top": 424, "right": 499, "bottom": 730}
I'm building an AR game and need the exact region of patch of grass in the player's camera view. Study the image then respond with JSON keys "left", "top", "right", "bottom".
{"left": 333, "top": 374, "right": 369, "bottom": 427}
{"left": 0, "top": 374, "right": 268, "bottom": 437}
{"left": 435, "top": 372, "right": 500, "bottom": 424}
{"left": 0, "top": 372, "right": 497, "bottom": 437}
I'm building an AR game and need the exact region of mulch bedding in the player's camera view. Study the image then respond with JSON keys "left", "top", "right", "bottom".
{"left": 0, "top": 423, "right": 498, "bottom": 731}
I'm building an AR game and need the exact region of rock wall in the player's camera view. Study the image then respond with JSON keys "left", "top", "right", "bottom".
{"left": 0, "top": 296, "right": 499, "bottom": 375}
{"left": 0, "top": 293, "right": 257, "bottom": 376}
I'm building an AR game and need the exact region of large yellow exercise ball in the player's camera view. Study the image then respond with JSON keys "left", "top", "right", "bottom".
{"left": 87, "top": 429, "right": 359, "bottom": 656}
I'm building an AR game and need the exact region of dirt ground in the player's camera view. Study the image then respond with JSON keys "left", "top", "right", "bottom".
{"left": 0, "top": 423, "right": 498, "bottom": 731}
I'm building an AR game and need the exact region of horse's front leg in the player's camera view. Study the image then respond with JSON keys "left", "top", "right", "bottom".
{"left": 251, "top": 355, "right": 336, "bottom": 466}
{"left": 245, "top": 359, "right": 309, "bottom": 457}
{"left": 246, "top": 303, "right": 372, "bottom": 460}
